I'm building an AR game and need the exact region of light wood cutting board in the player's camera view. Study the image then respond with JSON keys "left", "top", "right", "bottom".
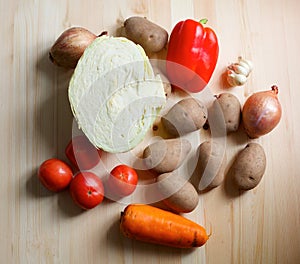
{"left": 1, "top": 0, "right": 300, "bottom": 263}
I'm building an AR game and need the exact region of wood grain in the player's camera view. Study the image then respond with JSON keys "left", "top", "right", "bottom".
{"left": 1, "top": 0, "right": 300, "bottom": 263}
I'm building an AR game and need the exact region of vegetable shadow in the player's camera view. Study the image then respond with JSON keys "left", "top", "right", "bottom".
{"left": 35, "top": 50, "right": 74, "bottom": 160}
{"left": 227, "top": 121, "right": 249, "bottom": 147}
{"left": 26, "top": 167, "right": 55, "bottom": 198}
{"left": 106, "top": 217, "right": 124, "bottom": 251}
{"left": 57, "top": 188, "right": 84, "bottom": 217}
{"left": 223, "top": 151, "right": 246, "bottom": 198}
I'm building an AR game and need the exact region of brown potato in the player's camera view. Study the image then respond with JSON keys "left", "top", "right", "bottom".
{"left": 143, "top": 138, "right": 191, "bottom": 173}
{"left": 214, "top": 93, "right": 241, "bottom": 133}
{"left": 157, "top": 172, "right": 199, "bottom": 213}
{"left": 196, "top": 141, "right": 227, "bottom": 190}
{"left": 124, "top": 16, "right": 168, "bottom": 54}
{"left": 161, "top": 98, "right": 208, "bottom": 137}
{"left": 232, "top": 143, "right": 266, "bottom": 190}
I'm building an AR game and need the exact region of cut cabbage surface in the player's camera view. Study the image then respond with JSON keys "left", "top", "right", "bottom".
{"left": 68, "top": 36, "right": 166, "bottom": 153}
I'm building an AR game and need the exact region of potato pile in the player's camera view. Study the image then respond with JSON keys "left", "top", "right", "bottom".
{"left": 141, "top": 90, "right": 267, "bottom": 213}
{"left": 118, "top": 16, "right": 270, "bottom": 214}
{"left": 142, "top": 99, "right": 208, "bottom": 213}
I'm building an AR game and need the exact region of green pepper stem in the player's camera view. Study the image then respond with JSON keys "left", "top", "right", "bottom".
{"left": 199, "top": 18, "right": 208, "bottom": 25}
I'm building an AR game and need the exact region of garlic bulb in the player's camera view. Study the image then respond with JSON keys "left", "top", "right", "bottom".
{"left": 226, "top": 57, "right": 253, "bottom": 86}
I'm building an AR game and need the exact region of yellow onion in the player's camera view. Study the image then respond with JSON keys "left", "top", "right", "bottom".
{"left": 49, "top": 27, "right": 103, "bottom": 69}
{"left": 242, "top": 85, "right": 282, "bottom": 138}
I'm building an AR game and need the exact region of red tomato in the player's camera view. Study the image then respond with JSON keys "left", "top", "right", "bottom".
{"left": 38, "top": 158, "right": 73, "bottom": 192}
{"left": 65, "top": 135, "right": 102, "bottom": 171}
{"left": 107, "top": 165, "right": 138, "bottom": 197}
{"left": 69, "top": 171, "right": 104, "bottom": 209}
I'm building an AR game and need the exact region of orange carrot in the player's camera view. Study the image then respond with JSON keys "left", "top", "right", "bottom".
{"left": 120, "top": 204, "right": 209, "bottom": 248}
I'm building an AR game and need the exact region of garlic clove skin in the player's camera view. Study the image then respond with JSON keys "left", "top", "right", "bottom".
{"left": 49, "top": 27, "right": 97, "bottom": 69}
{"left": 238, "top": 57, "right": 253, "bottom": 73}
{"left": 230, "top": 64, "right": 250, "bottom": 76}
{"left": 226, "top": 70, "right": 247, "bottom": 86}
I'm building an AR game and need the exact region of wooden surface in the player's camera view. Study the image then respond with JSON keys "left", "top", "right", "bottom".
{"left": 1, "top": 0, "right": 300, "bottom": 263}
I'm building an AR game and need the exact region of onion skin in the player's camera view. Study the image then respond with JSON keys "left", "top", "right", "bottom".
{"left": 242, "top": 85, "right": 282, "bottom": 138}
{"left": 49, "top": 27, "right": 98, "bottom": 69}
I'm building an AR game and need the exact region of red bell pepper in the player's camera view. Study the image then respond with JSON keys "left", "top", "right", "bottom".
{"left": 166, "top": 19, "right": 219, "bottom": 93}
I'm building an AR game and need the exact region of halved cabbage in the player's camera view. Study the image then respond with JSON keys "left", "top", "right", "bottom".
{"left": 68, "top": 36, "right": 166, "bottom": 153}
